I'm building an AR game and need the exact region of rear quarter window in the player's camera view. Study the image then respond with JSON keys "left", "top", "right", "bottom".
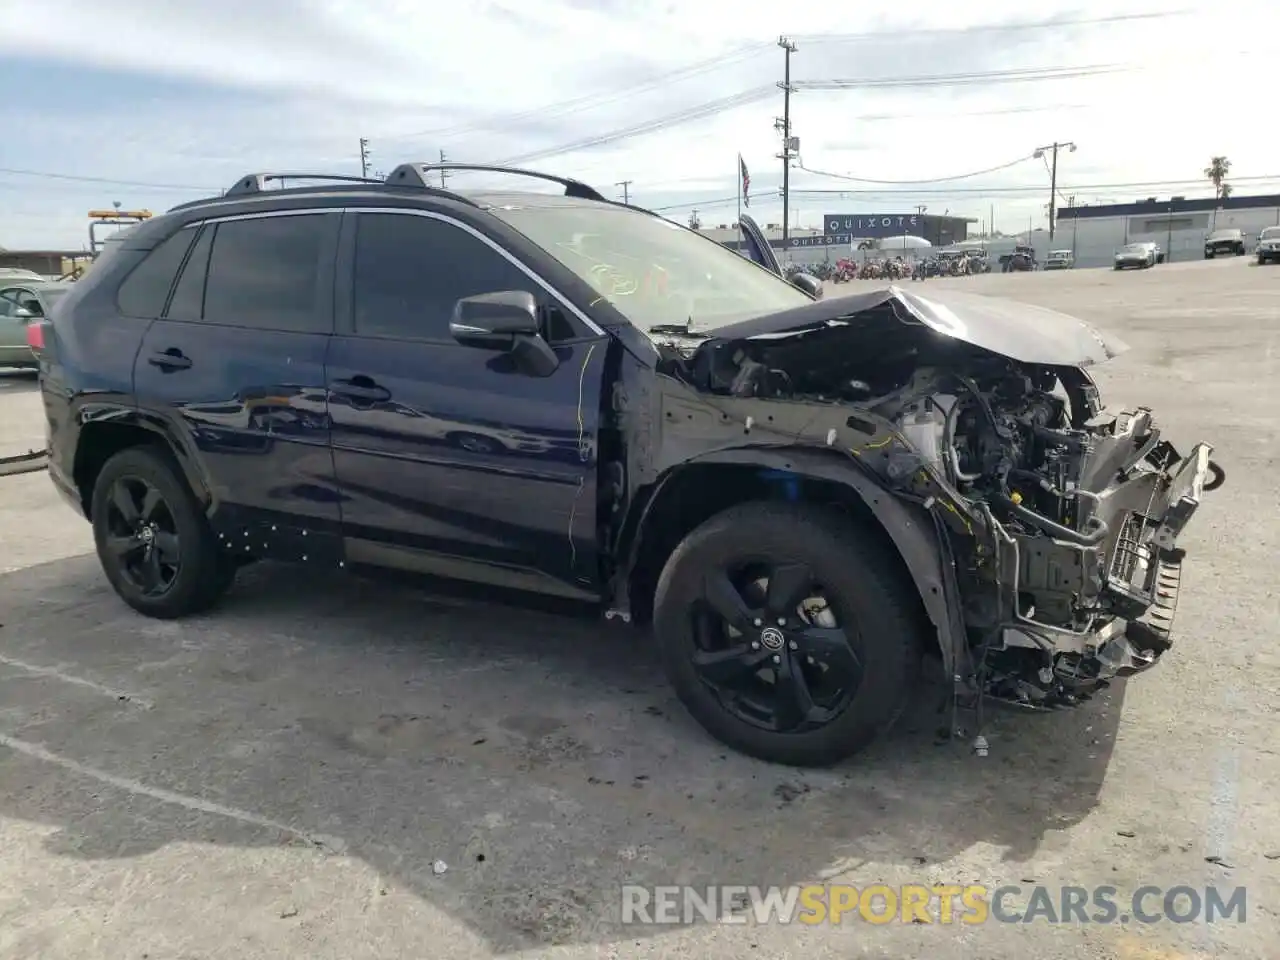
{"left": 115, "top": 227, "right": 199, "bottom": 318}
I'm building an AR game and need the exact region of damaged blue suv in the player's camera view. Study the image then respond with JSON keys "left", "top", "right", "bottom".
{"left": 31, "top": 162, "right": 1223, "bottom": 767}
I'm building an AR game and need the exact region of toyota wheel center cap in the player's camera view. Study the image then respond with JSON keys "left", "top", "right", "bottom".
{"left": 759, "top": 626, "right": 785, "bottom": 651}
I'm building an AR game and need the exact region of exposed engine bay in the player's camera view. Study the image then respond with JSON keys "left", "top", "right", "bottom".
{"left": 645, "top": 290, "right": 1223, "bottom": 710}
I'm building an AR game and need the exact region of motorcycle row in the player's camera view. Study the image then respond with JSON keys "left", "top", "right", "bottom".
{"left": 785, "top": 250, "right": 992, "bottom": 284}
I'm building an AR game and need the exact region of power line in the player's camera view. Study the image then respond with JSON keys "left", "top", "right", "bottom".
{"left": 658, "top": 175, "right": 1280, "bottom": 211}
{"left": 793, "top": 11, "right": 1186, "bottom": 45}
{"left": 0, "top": 166, "right": 213, "bottom": 191}
{"left": 390, "top": 42, "right": 771, "bottom": 141}
{"left": 653, "top": 195, "right": 739, "bottom": 212}
{"left": 794, "top": 63, "right": 1128, "bottom": 93}
{"left": 494, "top": 87, "right": 776, "bottom": 166}
{"left": 389, "top": 12, "right": 1182, "bottom": 144}
{"left": 490, "top": 61, "right": 1131, "bottom": 169}
{"left": 789, "top": 175, "right": 1280, "bottom": 196}
{"left": 796, "top": 154, "right": 1035, "bottom": 185}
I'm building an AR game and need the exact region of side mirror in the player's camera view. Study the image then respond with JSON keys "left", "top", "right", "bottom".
{"left": 13, "top": 307, "right": 37, "bottom": 320}
{"left": 448, "top": 290, "right": 560, "bottom": 377}
{"left": 789, "top": 272, "right": 824, "bottom": 299}
{"left": 449, "top": 290, "right": 540, "bottom": 348}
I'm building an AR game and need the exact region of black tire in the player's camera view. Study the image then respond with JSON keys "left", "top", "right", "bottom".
{"left": 652, "top": 501, "right": 924, "bottom": 767}
{"left": 91, "top": 445, "right": 235, "bottom": 619}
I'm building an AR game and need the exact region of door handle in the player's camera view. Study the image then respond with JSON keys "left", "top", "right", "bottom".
{"left": 329, "top": 378, "right": 391, "bottom": 403}
{"left": 148, "top": 349, "right": 191, "bottom": 370}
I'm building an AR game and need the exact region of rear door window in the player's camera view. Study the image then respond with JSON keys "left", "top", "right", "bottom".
{"left": 200, "top": 213, "right": 339, "bottom": 333}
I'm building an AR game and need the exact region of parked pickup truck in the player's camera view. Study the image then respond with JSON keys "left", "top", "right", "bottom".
{"left": 29, "top": 162, "right": 1225, "bottom": 767}
{"left": 1204, "top": 228, "right": 1246, "bottom": 258}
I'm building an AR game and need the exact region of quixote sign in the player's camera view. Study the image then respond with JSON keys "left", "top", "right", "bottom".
{"left": 824, "top": 214, "right": 922, "bottom": 238}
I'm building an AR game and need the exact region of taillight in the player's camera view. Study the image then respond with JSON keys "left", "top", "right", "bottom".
{"left": 26, "top": 320, "right": 46, "bottom": 351}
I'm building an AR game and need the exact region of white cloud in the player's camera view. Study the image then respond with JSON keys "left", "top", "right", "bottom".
{"left": 2, "top": 0, "right": 1279, "bottom": 248}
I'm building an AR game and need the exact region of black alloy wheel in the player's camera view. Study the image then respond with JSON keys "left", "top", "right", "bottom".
{"left": 653, "top": 501, "right": 924, "bottom": 767}
{"left": 91, "top": 445, "right": 237, "bottom": 618}
{"left": 101, "top": 476, "right": 181, "bottom": 597}
{"left": 691, "top": 560, "right": 863, "bottom": 733}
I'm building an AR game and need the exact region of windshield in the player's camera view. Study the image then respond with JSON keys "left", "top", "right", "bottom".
{"left": 1049, "top": 251, "right": 1071, "bottom": 258}
{"left": 1120, "top": 244, "right": 1145, "bottom": 253}
{"left": 1260, "top": 227, "right": 1280, "bottom": 240}
{"left": 1209, "top": 230, "right": 1239, "bottom": 240}
{"left": 486, "top": 203, "right": 811, "bottom": 333}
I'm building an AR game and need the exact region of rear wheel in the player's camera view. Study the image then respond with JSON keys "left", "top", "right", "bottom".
{"left": 91, "top": 446, "right": 235, "bottom": 619}
{"left": 653, "top": 502, "right": 924, "bottom": 767}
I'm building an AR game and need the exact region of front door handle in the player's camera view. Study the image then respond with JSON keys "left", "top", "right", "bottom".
{"left": 148, "top": 348, "right": 191, "bottom": 370}
{"left": 329, "top": 377, "right": 391, "bottom": 403}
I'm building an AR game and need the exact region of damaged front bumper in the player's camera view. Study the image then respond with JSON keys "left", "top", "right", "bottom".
{"left": 991, "top": 438, "right": 1219, "bottom": 700}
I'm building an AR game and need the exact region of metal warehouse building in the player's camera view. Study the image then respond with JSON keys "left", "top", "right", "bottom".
{"left": 1055, "top": 193, "right": 1280, "bottom": 268}
{"left": 701, "top": 211, "right": 975, "bottom": 265}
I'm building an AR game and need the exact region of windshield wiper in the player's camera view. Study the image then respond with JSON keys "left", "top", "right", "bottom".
{"left": 646, "top": 320, "right": 708, "bottom": 339}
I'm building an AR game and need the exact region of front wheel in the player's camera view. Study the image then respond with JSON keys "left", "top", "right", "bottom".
{"left": 91, "top": 446, "right": 236, "bottom": 619}
{"left": 652, "top": 501, "right": 925, "bottom": 767}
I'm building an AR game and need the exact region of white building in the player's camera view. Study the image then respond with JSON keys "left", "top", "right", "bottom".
{"left": 1055, "top": 193, "right": 1280, "bottom": 268}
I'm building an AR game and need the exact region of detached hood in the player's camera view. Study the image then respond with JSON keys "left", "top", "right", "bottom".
{"left": 701, "top": 284, "right": 1128, "bottom": 368}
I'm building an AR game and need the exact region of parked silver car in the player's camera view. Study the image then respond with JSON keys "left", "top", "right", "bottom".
{"left": 0, "top": 280, "right": 73, "bottom": 368}
{"left": 1113, "top": 242, "right": 1158, "bottom": 270}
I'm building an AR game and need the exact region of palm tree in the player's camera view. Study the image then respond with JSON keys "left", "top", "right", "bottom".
{"left": 1204, "top": 156, "right": 1231, "bottom": 229}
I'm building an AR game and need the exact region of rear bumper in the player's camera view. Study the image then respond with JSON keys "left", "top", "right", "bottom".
{"left": 0, "top": 345, "right": 36, "bottom": 367}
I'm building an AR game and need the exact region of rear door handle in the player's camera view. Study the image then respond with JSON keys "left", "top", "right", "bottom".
{"left": 329, "top": 378, "right": 391, "bottom": 403}
{"left": 148, "top": 349, "right": 191, "bottom": 370}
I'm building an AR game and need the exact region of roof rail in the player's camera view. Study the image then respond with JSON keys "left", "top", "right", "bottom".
{"left": 223, "top": 173, "right": 385, "bottom": 197}
{"left": 384, "top": 163, "right": 607, "bottom": 202}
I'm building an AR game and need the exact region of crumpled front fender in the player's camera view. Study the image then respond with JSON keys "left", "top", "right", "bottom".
{"left": 683, "top": 446, "right": 968, "bottom": 677}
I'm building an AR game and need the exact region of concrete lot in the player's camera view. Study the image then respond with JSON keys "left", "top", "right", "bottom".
{"left": 0, "top": 259, "right": 1277, "bottom": 959}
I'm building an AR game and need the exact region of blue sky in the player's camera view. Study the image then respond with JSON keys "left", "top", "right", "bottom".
{"left": 2, "top": 0, "right": 1278, "bottom": 249}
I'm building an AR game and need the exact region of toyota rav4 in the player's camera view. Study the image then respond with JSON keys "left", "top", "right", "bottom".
{"left": 29, "top": 162, "right": 1224, "bottom": 767}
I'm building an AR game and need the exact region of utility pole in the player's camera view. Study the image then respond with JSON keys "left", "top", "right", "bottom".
{"left": 616, "top": 180, "right": 632, "bottom": 204}
{"left": 1070, "top": 194, "right": 1080, "bottom": 257}
{"left": 438, "top": 150, "right": 449, "bottom": 188}
{"left": 775, "top": 36, "right": 798, "bottom": 254}
{"left": 359, "top": 138, "right": 370, "bottom": 178}
{"left": 1034, "top": 141, "right": 1076, "bottom": 242}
